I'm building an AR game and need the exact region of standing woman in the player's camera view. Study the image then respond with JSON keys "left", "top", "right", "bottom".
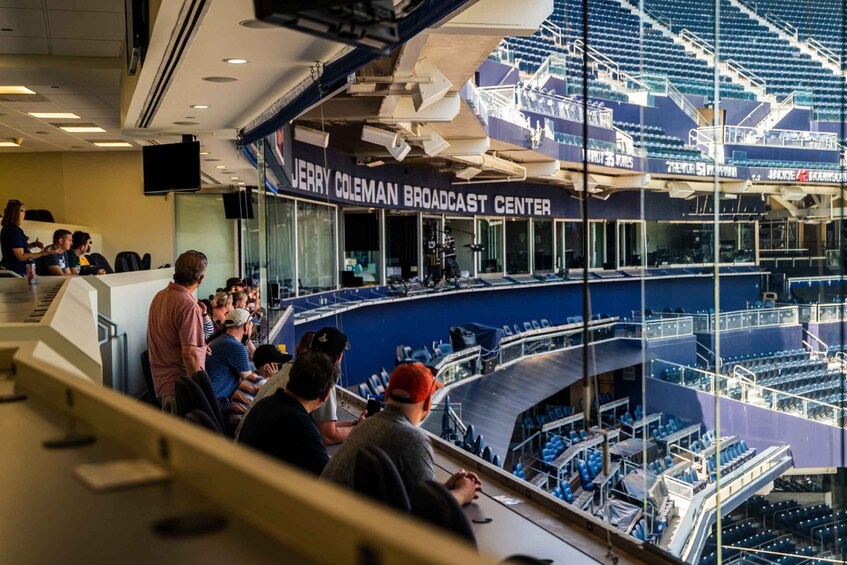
{"left": 0, "top": 200, "right": 54, "bottom": 276}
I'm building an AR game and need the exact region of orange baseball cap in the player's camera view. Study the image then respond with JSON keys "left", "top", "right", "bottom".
{"left": 386, "top": 362, "right": 443, "bottom": 404}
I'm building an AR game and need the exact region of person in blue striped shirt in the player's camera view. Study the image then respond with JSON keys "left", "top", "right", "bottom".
{"left": 205, "top": 308, "right": 256, "bottom": 412}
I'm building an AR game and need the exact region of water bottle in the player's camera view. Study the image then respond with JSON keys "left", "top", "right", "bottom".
{"left": 26, "top": 259, "right": 37, "bottom": 285}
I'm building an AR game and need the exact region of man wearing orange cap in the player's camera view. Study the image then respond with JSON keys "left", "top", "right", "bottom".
{"left": 321, "top": 362, "right": 482, "bottom": 506}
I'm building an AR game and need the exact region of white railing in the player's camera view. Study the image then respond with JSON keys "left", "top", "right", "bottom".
{"left": 680, "top": 29, "right": 714, "bottom": 56}
{"left": 516, "top": 85, "right": 614, "bottom": 129}
{"left": 808, "top": 37, "right": 841, "bottom": 67}
{"left": 617, "top": 318, "right": 694, "bottom": 340}
{"left": 614, "top": 127, "right": 634, "bottom": 155}
{"left": 764, "top": 11, "right": 798, "bottom": 39}
{"left": 477, "top": 85, "right": 530, "bottom": 129}
{"left": 462, "top": 81, "right": 490, "bottom": 127}
{"left": 736, "top": 100, "right": 768, "bottom": 128}
{"left": 759, "top": 91, "right": 800, "bottom": 131}
{"left": 539, "top": 19, "right": 563, "bottom": 47}
{"left": 689, "top": 126, "right": 723, "bottom": 159}
{"left": 811, "top": 303, "right": 847, "bottom": 324}
{"left": 668, "top": 80, "right": 709, "bottom": 128}
{"left": 571, "top": 39, "right": 647, "bottom": 94}
{"left": 720, "top": 58, "right": 767, "bottom": 97}
{"left": 721, "top": 125, "right": 838, "bottom": 151}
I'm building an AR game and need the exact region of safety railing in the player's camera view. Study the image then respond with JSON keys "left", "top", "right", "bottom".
{"left": 720, "top": 125, "right": 838, "bottom": 151}
{"left": 763, "top": 11, "right": 798, "bottom": 39}
{"left": 498, "top": 318, "right": 619, "bottom": 367}
{"left": 433, "top": 346, "right": 482, "bottom": 388}
{"left": 516, "top": 84, "right": 614, "bottom": 129}
{"left": 811, "top": 303, "right": 847, "bottom": 324}
{"left": 97, "top": 313, "right": 128, "bottom": 393}
{"left": 616, "top": 317, "right": 694, "bottom": 340}
{"left": 571, "top": 39, "right": 648, "bottom": 96}
{"left": 477, "top": 85, "right": 529, "bottom": 129}
{"left": 682, "top": 306, "right": 799, "bottom": 334}
{"left": 652, "top": 360, "right": 847, "bottom": 427}
{"left": 808, "top": 37, "right": 841, "bottom": 67}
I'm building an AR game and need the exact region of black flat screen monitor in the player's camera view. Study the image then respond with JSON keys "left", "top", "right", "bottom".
{"left": 223, "top": 190, "right": 255, "bottom": 219}
{"left": 143, "top": 141, "right": 201, "bottom": 194}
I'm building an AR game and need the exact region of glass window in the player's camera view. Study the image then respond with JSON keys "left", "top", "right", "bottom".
{"left": 533, "top": 220, "right": 554, "bottom": 272}
{"left": 505, "top": 219, "right": 530, "bottom": 274}
{"left": 266, "top": 195, "right": 295, "bottom": 303}
{"left": 618, "top": 222, "right": 642, "bottom": 268}
{"left": 556, "top": 221, "right": 585, "bottom": 270}
{"left": 342, "top": 210, "right": 381, "bottom": 285}
{"left": 477, "top": 218, "right": 503, "bottom": 274}
{"left": 174, "top": 194, "right": 237, "bottom": 301}
{"left": 445, "top": 218, "right": 475, "bottom": 277}
{"left": 590, "top": 221, "right": 614, "bottom": 269}
{"left": 297, "top": 201, "right": 336, "bottom": 294}
{"left": 386, "top": 213, "right": 419, "bottom": 280}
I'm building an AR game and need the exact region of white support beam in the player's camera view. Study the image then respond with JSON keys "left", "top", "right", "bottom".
{"left": 523, "top": 160, "right": 560, "bottom": 177}
{"left": 378, "top": 93, "right": 461, "bottom": 124}
{"left": 438, "top": 137, "right": 490, "bottom": 156}
{"left": 434, "top": 0, "right": 554, "bottom": 36}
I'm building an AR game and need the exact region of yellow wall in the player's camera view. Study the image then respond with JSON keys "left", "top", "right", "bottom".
{"left": 0, "top": 151, "right": 174, "bottom": 268}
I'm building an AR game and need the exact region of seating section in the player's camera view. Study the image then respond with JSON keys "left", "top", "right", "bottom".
{"left": 640, "top": 0, "right": 843, "bottom": 113}
{"left": 441, "top": 412, "right": 503, "bottom": 469}
{"left": 721, "top": 349, "right": 843, "bottom": 421}
{"left": 616, "top": 122, "right": 705, "bottom": 161}
{"left": 727, "top": 158, "right": 842, "bottom": 170}
{"left": 753, "top": 0, "right": 842, "bottom": 63}
{"left": 506, "top": 0, "right": 751, "bottom": 101}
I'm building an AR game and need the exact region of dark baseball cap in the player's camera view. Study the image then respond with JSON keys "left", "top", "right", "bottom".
{"left": 253, "top": 344, "right": 291, "bottom": 368}
{"left": 311, "top": 327, "right": 350, "bottom": 357}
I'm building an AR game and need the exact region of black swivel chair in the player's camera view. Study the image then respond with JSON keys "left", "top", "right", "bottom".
{"left": 190, "top": 370, "right": 227, "bottom": 435}
{"left": 87, "top": 252, "right": 114, "bottom": 274}
{"left": 115, "top": 251, "right": 142, "bottom": 272}
{"left": 185, "top": 409, "right": 220, "bottom": 432}
{"left": 140, "top": 350, "right": 160, "bottom": 408}
{"left": 174, "top": 376, "right": 223, "bottom": 435}
{"left": 25, "top": 209, "right": 54, "bottom": 222}
{"left": 409, "top": 481, "right": 476, "bottom": 546}
{"left": 353, "top": 445, "right": 411, "bottom": 512}
{"left": 141, "top": 253, "right": 151, "bottom": 270}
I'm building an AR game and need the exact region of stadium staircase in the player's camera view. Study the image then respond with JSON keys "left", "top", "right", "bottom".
{"left": 632, "top": 0, "right": 844, "bottom": 117}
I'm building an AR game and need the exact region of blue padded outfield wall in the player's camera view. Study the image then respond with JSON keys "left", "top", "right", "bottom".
{"left": 647, "top": 378, "right": 847, "bottom": 469}
{"left": 292, "top": 274, "right": 759, "bottom": 384}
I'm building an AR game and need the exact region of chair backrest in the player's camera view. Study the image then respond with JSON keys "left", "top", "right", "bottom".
{"left": 141, "top": 252, "right": 151, "bottom": 270}
{"left": 409, "top": 481, "right": 476, "bottom": 546}
{"left": 185, "top": 409, "right": 221, "bottom": 433}
{"left": 353, "top": 445, "right": 411, "bottom": 512}
{"left": 139, "top": 349, "right": 160, "bottom": 407}
{"left": 190, "top": 370, "right": 227, "bottom": 434}
{"left": 502, "top": 325, "right": 513, "bottom": 336}
{"left": 115, "top": 251, "right": 142, "bottom": 272}
{"left": 25, "top": 209, "right": 54, "bottom": 222}
{"left": 86, "top": 252, "right": 114, "bottom": 274}
{"left": 357, "top": 383, "right": 371, "bottom": 398}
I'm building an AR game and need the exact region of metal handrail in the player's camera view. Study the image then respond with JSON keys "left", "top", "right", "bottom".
{"left": 763, "top": 11, "right": 798, "bottom": 38}
{"left": 97, "top": 313, "right": 128, "bottom": 393}
{"left": 733, "top": 365, "right": 757, "bottom": 384}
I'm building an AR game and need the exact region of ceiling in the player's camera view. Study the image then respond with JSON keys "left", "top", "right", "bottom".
{"left": 0, "top": 0, "right": 126, "bottom": 152}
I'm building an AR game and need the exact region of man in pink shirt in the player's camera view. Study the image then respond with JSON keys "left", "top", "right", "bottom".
{"left": 147, "top": 250, "right": 208, "bottom": 414}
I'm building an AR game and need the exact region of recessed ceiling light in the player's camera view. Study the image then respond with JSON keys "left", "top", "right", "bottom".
{"left": 202, "top": 76, "right": 238, "bottom": 83}
{"left": 59, "top": 125, "right": 106, "bottom": 133}
{"left": 185, "top": 116, "right": 196, "bottom": 119}
{"left": 0, "top": 86, "right": 35, "bottom": 95}
{"left": 0, "top": 140, "right": 21, "bottom": 147}
{"left": 29, "top": 112, "right": 81, "bottom": 119}
{"left": 93, "top": 141, "right": 133, "bottom": 148}
{"left": 204, "top": 158, "right": 220, "bottom": 162}
{"left": 172, "top": 121, "right": 198, "bottom": 126}
{"left": 237, "top": 182, "right": 246, "bottom": 186}
{"left": 190, "top": 105, "right": 209, "bottom": 109}
{"left": 223, "top": 58, "right": 249, "bottom": 64}
{"left": 0, "top": 28, "right": 13, "bottom": 32}
{"left": 215, "top": 165, "right": 226, "bottom": 169}
{"left": 230, "top": 176, "right": 239, "bottom": 180}
{"left": 199, "top": 151, "right": 209, "bottom": 155}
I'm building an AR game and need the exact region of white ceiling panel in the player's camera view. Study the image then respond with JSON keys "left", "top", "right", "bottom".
{"left": 0, "top": 101, "right": 65, "bottom": 113}
{"left": 46, "top": 0, "right": 124, "bottom": 12}
{"left": 51, "top": 38, "right": 122, "bottom": 57}
{"left": 48, "top": 10, "right": 124, "bottom": 40}
{"left": 42, "top": 93, "right": 110, "bottom": 109}
{"left": 97, "top": 94, "right": 119, "bottom": 109}
{"left": 0, "top": 36, "right": 49, "bottom": 54}
{"left": 0, "top": 7, "right": 47, "bottom": 36}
